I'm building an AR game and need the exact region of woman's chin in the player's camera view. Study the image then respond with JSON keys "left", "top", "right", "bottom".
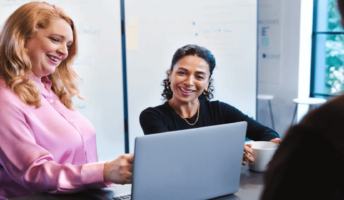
{"left": 173, "top": 95, "right": 198, "bottom": 104}
{"left": 43, "top": 68, "right": 56, "bottom": 76}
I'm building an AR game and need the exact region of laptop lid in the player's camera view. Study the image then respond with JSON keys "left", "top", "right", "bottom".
{"left": 132, "top": 121, "right": 247, "bottom": 200}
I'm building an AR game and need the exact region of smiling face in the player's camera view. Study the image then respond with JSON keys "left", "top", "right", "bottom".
{"left": 25, "top": 18, "right": 73, "bottom": 78}
{"left": 169, "top": 55, "right": 210, "bottom": 104}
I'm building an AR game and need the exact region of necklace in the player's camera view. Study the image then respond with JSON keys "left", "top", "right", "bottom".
{"left": 170, "top": 100, "right": 200, "bottom": 126}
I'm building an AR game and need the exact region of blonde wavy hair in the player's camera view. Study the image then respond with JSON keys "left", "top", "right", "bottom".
{"left": 0, "top": 2, "right": 81, "bottom": 109}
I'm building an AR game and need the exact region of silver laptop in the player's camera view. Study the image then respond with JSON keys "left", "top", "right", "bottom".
{"left": 89, "top": 122, "right": 247, "bottom": 200}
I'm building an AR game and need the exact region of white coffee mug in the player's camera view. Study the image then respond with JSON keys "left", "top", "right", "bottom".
{"left": 248, "top": 141, "right": 278, "bottom": 172}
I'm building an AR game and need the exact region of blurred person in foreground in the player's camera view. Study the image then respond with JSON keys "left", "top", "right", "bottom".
{"left": 261, "top": 1, "right": 344, "bottom": 199}
{"left": 0, "top": 2, "right": 132, "bottom": 199}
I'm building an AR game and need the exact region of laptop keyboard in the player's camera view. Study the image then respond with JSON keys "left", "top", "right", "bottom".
{"left": 112, "top": 194, "right": 131, "bottom": 200}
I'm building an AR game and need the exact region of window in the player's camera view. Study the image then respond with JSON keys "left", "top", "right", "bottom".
{"left": 311, "top": 0, "right": 344, "bottom": 97}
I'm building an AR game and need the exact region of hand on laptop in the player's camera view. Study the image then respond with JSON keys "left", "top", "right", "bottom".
{"left": 103, "top": 153, "right": 134, "bottom": 184}
{"left": 270, "top": 138, "right": 282, "bottom": 144}
{"left": 242, "top": 144, "right": 254, "bottom": 167}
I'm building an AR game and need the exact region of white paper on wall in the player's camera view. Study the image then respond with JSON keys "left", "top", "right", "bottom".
{"left": 258, "top": 0, "right": 282, "bottom": 84}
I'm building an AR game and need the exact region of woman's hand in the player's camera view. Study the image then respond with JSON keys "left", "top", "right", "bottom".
{"left": 270, "top": 138, "right": 282, "bottom": 144}
{"left": 242, "top": 144, "right": 254, "bottom": 167}
{"left": 104, "top": 154, "right": 134, "bottom": 184}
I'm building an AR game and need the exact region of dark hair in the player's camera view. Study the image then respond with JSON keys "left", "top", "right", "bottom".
{"left": 162, "top": 44, "right": 216, "bottom": 100}
{"left": 338, "top": 0, "right": 344, "bottom": 27}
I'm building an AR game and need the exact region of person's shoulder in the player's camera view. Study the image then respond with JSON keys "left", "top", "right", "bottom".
{"left": 205, "top": 99, "right": 233, "bottom": 109}
{"left": 298, "top": 95, "right": 344, "bottom": 128}
{"left": 0, "top": 80, "right": 29, "bottom": 118}
{"left": 324, "top": 94, "right": 344, "bottom": 108}
{"left": 140, "top": 101, "right": 170, "bottom": 117}
{"left": 0, "top": 79, "right": 22, "bottom": 106}
{"left": 307, "top": 95, "right": 344, "bottom": 116}
{"left": 0, "top": 77, "right": 7, "bottom": 90}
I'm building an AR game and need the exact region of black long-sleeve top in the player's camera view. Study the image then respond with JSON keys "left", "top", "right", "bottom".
{"left": 140, "top": 99, "right": 279, "bottom": 141}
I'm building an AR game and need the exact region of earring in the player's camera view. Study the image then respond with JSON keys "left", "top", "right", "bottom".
{"left": 203, "top": 89, "right": 209, "bottom": 96}
{"left": 165, "top": 81, "right": 170, "bottom": 86}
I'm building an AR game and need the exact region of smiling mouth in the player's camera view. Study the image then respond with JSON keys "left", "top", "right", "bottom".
{"left": 179, "top": 87, "right": 195, "bottom": 94}
{"left": 46, "top": 54, "right": 61, "bottom": 63}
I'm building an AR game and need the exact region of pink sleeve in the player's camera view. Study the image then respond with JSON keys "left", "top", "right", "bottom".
{"left": 0, "top": 98, "right": 108, "bottom": 194}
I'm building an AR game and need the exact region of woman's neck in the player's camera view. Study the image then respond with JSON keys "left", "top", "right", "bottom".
{"left": 168, "top": 98, "right": 199, "bottom": 118}
{"left": 27, "top": 71, "right": 42, "bottom": 83}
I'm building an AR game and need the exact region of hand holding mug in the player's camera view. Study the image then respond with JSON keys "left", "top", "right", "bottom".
{"left": 242, "top": 144, "right": 254, "bottom": 167}
{"left": 270, "top": 138, "right": 282, "bottom": 144}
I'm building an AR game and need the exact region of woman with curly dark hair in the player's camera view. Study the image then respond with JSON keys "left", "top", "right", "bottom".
{"left": 139, "top": 44, "right": 280, "bottom": 166}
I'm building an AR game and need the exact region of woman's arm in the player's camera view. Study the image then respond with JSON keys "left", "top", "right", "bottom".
{"left": 139, "top": 108, "right": 169, "bottom": 135}
{"left": 0, "top": 99, "right": 107, "bottom": 194}
{"left": 220, "top": 102, "right": 279, "bottom": 141}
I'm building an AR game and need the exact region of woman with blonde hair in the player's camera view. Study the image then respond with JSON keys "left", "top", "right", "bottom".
{"left": 0, "top": 2, "right": 133, "bottom": 199}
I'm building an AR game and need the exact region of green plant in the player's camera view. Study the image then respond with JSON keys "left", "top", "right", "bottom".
{"left": 324, "top": 0, "right": 344, "bottom": 94}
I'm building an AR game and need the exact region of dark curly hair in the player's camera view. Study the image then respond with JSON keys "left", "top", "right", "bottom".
{"left": 162, "top": 44, "right": 216, "bottom": 100}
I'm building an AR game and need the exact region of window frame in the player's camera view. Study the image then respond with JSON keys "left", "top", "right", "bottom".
{"left": 310, "top": 0, "right": 344, "bottom": 98}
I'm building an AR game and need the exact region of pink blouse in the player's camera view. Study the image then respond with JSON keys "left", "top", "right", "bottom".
{"left": 0, "top": 76, "right": 109, "bottom": 199}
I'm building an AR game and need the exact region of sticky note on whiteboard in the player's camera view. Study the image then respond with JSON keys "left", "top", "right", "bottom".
{"left": 127, "top": 27, "right": 138, "bottom": 39}
{"left": 126, "top": 16, "right": 139, "bottom": 50}
{"left": 127, "top": 39, "right": 138, "bottom": 50}
{"left": 128, "top": 16, "right": 138, "bottom": 27}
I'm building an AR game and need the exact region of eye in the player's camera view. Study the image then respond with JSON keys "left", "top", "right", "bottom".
{"left": 50, "top": 37, "right": 60, "bottom": 43}
{"left": 197, "top": 76, "right": 204, "bottom": 79}
{"left": 177, "top": 71, "right": 185, "bottom": 75}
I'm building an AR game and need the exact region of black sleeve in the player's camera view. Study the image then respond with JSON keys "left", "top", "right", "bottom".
{"left": 220, "top": 102, "right": 279, "bottom": 141}
{"left": 139, "top": 108, "right": 169, "bottom": 135}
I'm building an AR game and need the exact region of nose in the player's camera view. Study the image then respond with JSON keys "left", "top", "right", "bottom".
{"left": 184, "top": 75, "right": 194, "bottom": 86}
{"left": 57, "top": 44, "right": 68, "bottom": 58}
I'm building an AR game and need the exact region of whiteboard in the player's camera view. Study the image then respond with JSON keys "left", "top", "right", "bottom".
{"left": 126, "top": 0, "right": 258, "bottom": 152}
{"left": 0, "top": 0, "right": 124, "bottom": 161}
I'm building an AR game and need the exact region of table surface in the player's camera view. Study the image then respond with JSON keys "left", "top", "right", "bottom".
{"left": 10, "top": 165, "right": 264, "bottom": 200}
